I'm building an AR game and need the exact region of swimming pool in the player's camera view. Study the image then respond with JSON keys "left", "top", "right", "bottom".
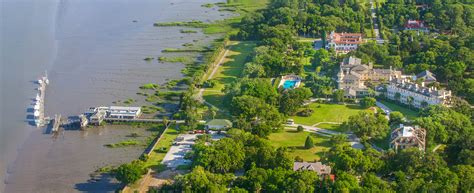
{"left": 283, "top": 80, "right": 298, "bottom": 89}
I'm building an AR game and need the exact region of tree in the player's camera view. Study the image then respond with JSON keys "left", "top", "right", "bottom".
{"left": 243, "top": 62, "right": 265, "bottom": 78}
{"left": 169, "top": 166, "right": 234, "bottom": 192}
{"left": 452, "top": 165, "right": 474, "bottom": 192}
{"left": 304, "top": 136, "right": 314, "bottom": 149}
{"left": 114, "top": 160, "right": 146, "bottom": 184}
{"left": 193, "top": 138, "right": 245, "bottom": 173}
{"left": 279, "top": 87, "right": 313, "bottom": 115}
{"left": 389, "top": 111, "right": 404, "bottom": 126}
{"left": 360, "top": 97, "right": 376, "bottom": 108}
{"left": 333, "top": 89, "right": 345, "bottom": 103}
{"left": 342, "top": 112, "right": 389, "bottom": 140}
{"left": 232, "top": 95, "right": 284, "bottom": 137}
{"left": 333, "top": 172, "right": 360, "bottom": 192}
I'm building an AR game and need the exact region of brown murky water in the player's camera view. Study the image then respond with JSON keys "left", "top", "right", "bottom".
{"left": 1, "top": 0, "right": 233, "bottom": 192}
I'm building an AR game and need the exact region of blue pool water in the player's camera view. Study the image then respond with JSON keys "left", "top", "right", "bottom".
{"left": 283, "top": 80, "right": 298, "bottom": 89}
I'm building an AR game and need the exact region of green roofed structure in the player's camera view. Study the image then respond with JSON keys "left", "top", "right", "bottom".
{"left": 205, "top": 119, "right": 233, "bottom": 130}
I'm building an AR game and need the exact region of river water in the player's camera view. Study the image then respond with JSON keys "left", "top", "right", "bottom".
{"left": 0, "top": 0, "right": 230, "bottom": 192}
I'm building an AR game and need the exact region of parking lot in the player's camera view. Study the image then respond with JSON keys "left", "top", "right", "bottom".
{"left": 161, "top": 131, "right": 226, "bottom": 169}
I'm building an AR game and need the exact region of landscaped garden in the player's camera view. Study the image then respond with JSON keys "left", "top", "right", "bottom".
{"left": 267, "top": 129, "right": 332, "bottom": 161}
{"left": 289, "top": 103, "right": 371, "bottom": 126}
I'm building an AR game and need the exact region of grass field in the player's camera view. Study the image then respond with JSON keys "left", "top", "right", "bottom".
{"left": 143, "top": 127, "right": 179, "bottom": 170}
{"left": 202, "top": 41, "right": 256, "bottom": 109}
{"left": 379, "top": 100, "right": 419, "bottom": 120}
{"left": 268, "top": 129, "right": 332, "bottom": 161}
{"left": 290, "top": 103, "right": 370, "bottom": 126}
{"left": 317, "top": 123, "right": 347, "bottom": 132}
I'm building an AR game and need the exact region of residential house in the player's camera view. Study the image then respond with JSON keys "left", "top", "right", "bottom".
{"left": 390, "top": 124, "right": 426, "bottom": 151}
{"left": 404, "top": 20, "right": 429, "bottom": 33}
{"left": 293, "top": 162, "right": 332, "bottom": 176}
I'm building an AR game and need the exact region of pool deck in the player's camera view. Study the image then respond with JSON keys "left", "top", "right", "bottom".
{"left": 278, "top": 75, "right": 302, "bottom": 89}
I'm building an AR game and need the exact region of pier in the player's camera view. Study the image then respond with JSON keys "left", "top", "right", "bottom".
{"left": 51, "top": 114, "right": 62, "bottom": 133}
{"left": 33, "top": 72, "right": 49, "bottom": 127}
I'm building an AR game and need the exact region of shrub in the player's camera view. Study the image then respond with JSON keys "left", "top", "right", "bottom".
{"left": 114, "top": 160, "right": 146, "bottom": 184}
{"left": 297, "top": 125, "right": 304, "bottom": 132}
{"left": 304, "top": 136, "right": 314, "bottom": 149}
{"left": 295, "top": 156, "right": 304, "bottom": 162}
{"left": 298, "top": 108, "right": 314, "bottom": 117}
{"left": 203, "top": 79, "right": 217, "bottom": 88}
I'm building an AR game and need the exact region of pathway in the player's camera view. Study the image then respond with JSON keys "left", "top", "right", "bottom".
{"left": 197, "top": 44, "right": 233, "bottom": 102}
{"left": 289, "top": 123, "right": 385, "bottom": 152}
{"left": 370, "top": 0, "right": 385, "bottom": 44}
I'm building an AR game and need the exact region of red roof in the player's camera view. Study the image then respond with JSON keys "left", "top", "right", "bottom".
{"left": 329, "top": 32, "right": 363, "bottom": 44}
{"left": 404, "top": 20, "right": 426, "bottom": 29}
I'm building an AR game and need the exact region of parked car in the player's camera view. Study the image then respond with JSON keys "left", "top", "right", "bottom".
{"left": 287, "top": 119, "right": 295, "bottom": 125}
{"left": 194, "top": 130, "right": 205, "bottom": 134}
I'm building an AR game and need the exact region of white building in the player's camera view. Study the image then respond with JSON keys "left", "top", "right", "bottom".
{"left": 390, "top": 124, "right": 426, "bottom": 151}
{"left": 386, "top": 78, "right": 451, "bottom": 109}
{"left": 107, "top": 106, "right": 142, "bottom": 119}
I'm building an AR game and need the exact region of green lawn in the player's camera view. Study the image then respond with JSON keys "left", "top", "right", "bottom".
{"left": 379, "top": 100, "right": 419, "bottom": 120}
{"left": 268, "top": 129, "right": 332, "bottom": 161}
{"left": 316, "top": 123, "right": 347, "bottom": 132}
{"left": 143, "top": 127, "right": 179, "bottom": 170}
{"left": 202, "top": 41, "right": 256, "bottom": 109}
{"left": 290, "top": 103, "right": 370, "bottom": 126}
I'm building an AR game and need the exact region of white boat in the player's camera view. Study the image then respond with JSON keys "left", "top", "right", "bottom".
{"left": 33, "top": 110, "right": 40, "bottom": 117}
{"left": 34, "top": 104, "right": 40, "bottom": 110}
{"left": 42, "top": 71, "right": 49, "bottom": 85}
{"left": 35, "top": 94, "right": 40, "bottom": 101}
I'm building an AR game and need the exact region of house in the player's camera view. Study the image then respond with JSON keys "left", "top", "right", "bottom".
{"left": 390, "top": 124, "right": 426, "bottom": 151}
{"left": 404, "top": 20, "right": 429, "bottom": 33}
{"left": 415, "top": 70, "right": 437, "bottom": 84}
{"left": 337, "top": 56, "right": 402, "bottom": 98}
{"left": 294, "top": 162, "right": 332, "bottom": 176}
{"left": 326, "top": 31, "right": 363, "bottom": 54}
{"left": 386, "top": 78, "right": 451, "bottom": 108}
{"left": 107, "top": 106, "right": 142, "bottom": 119}
{"left": 205, "top": 119, "right": 232, "bottom": 130}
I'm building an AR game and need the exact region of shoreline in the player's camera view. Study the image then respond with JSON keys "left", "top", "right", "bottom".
{"left": 3, "top": 0, "right": 232, "bottom": 192}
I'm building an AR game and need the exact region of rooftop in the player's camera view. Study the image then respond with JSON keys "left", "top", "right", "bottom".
{"left": 293, "top": 162, "right": 331, "bottom": 175}
{"left": 206, "top": 119, "right": 232, "bottom": 127}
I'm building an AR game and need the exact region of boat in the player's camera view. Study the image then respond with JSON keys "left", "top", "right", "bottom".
{"left": 35, "top": 94, "right": 40, "bottom": 101}
{"left": 33, "top": 110, "right": 40, "bottom": 117}
{"left": 42, "top": 71, "right": 49, "bottom": 85}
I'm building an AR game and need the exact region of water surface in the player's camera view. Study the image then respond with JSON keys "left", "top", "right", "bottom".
{"left": 1, "top": 0, "right": 231, "bottom": 192}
